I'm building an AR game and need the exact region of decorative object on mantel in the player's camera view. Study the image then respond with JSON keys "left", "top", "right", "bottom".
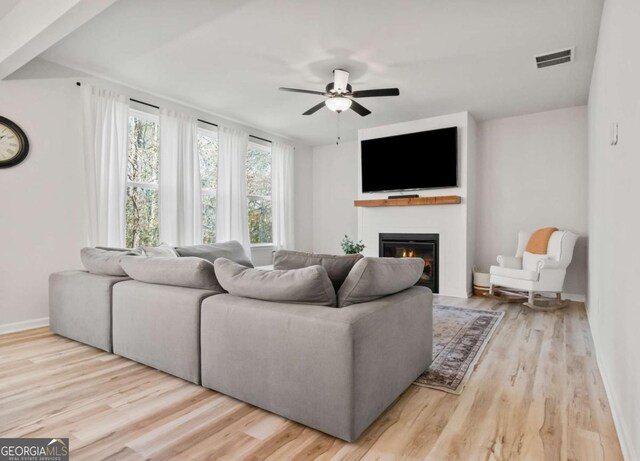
{"left": 488, "top": 229, "right": 578, "bottom": 310}
{"left": 414, "top": 304, "right": 504, "bottom": 394}
{"left": 354, "top": 195, "right": 461, "bottom": 207}
{"left": 340, "top": 235, "right": 365, "bottom": 255}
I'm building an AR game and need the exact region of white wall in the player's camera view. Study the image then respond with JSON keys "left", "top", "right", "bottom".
{"left": 293, "top": 144, "right": 314, "bottom": 252}
{"left": 312, "top": 141, "right": 358, "bottom": 254}
{"left": 588, "top": 0, "right": 640, "bottom": 458}
{"left": 357, "top": 112, "right": 476, "bottom": 298}
{"left": 312, "top": 108, "right": 588, "bottom": 297}
{"left": 475, "top": 106, "right": 589, "bottom": 296}
{"left": 0, "top": 72, "right": 314, "bottom": 330}
{"left": 0, "top": 79, "right": 87, "bottom": 330}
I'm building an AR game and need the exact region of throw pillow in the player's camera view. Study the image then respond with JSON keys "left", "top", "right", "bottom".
{"left": 214, "top": 258, "right": 337, "bottom": 306}
{"left": 337, "top": 257, "right": 424, "bottom": 307}
{"left": 120, "top": 256, "right": 223, "bottom": 292}
{"left": 272, "top": 250, "right": 363, "bottom": 291}
{"left": 141, "top": 242, "right": 179, "bottom": 257}
{"left": 80, "top": 247, "right": 139, "bottom": 276}
{"left": 96, "top": 246, "right": 141, "bottom": 253}
{"left": 175, "top": 240, "right": 253, "bottom": 268}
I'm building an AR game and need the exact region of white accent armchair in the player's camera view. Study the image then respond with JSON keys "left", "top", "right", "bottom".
{"left": 489, "top": 230, "right": 578, "bottom": 309}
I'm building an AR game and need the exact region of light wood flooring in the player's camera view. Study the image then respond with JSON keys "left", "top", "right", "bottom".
{"left": 0, "top": 296, "right": 623, "bottom": 460}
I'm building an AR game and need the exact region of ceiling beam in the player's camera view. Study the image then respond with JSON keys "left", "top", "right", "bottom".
{"left": 0, "top": 0, "right": 118, "bottom": 80}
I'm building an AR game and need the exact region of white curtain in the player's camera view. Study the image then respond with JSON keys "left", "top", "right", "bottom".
{"left": 272, "top": 141, "right": 295, "bottom": 250}
{"left": 216, "top": 125, "right": 251, "bottom": 255}
{"left": 159, "top": 109, "right": 201, "bottom": 246}
{"left": 82, "top": 85, "right": 129, "bottom": 247}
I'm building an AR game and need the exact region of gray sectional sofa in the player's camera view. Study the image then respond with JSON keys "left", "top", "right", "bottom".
{"left": 49, "top": 270, "right": 127, "bottom": 352}
{"left": 49, "top": 242, "right": 433, "bottom": 442}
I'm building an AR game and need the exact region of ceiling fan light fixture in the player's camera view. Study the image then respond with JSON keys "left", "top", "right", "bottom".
{"left": 325, "top": 96, "right": 352, "bottom": 113}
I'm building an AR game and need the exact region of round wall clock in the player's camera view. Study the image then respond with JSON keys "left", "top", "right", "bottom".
{"left": 0, "top": 116, "right": 29, "bottom": 168}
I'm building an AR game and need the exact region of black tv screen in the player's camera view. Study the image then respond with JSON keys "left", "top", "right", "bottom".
{"left": 361, "top": 127, "right": 458, "bottom": 193}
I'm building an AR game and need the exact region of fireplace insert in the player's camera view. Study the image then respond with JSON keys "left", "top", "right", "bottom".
{"left": 379, "top": 233, "right": 439, "bottom": 293}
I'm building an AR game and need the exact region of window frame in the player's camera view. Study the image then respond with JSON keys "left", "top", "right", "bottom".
{"left": 197, "top": 125, "right": 219, "bottom": 244}
{"left": 246, "top": 139, "right": 273, "bottom": 247}
{"left": 126, "top": 107, "right": 160, "bottom": 192}
{"left": 197, "top": 125, "right": 218, "bottom": 199}
{"left": 125, "top": 106, "right": 161, "bottom": 248}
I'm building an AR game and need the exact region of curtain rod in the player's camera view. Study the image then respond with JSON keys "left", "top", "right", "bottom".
{"left": 76, "top": 81, "right": 272, "bottom": 144}
{"left": 130, "top": 97, "right": 159, "bottom": 109}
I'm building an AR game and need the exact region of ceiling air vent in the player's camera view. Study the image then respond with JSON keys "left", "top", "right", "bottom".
{"left": 534, "top": 47, "right": 574, "bottom": 69}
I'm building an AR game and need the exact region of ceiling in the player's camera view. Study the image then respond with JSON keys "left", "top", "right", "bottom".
{"left": 40, "top": 0, "right": 603, "bottom": 146}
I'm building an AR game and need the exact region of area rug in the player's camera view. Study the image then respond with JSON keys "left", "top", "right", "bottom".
{"left": 413, "top": 305, "right": 505, "bottom": 394}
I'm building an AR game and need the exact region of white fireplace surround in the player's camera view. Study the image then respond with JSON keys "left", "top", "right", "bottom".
{"left": 357, "top": 112, "right": 476, "bottom": 298}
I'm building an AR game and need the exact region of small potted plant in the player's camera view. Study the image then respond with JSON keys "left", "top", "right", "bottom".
{"left": 341, "top": 235, "right": 365, "bottom": 255}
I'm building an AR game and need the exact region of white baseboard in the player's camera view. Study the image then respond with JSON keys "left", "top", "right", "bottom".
{"left": 438, "top": 291, "right": 472, "bottom": 299}
{"left": 564, "top": 292, "right": 586, "bottom": 302}
{"left": 586, "top": 311, "right": 636, "bottom": 461}
{"left": 597, "top": 359, "right": 636, "bottom": 461}
{"left": 0, "top": 317, "right": 49, "bottom": 335}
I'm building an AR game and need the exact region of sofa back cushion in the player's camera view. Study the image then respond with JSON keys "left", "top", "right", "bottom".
{"left": 214, "top": 258, "right": 337, "bottom": 306}
{"left": 175, "top": 240, "right": 253, "bottom": 268}
{"left": 337, "top": 257, "right": 424, "bottom": 307}
{"left": 80, "top": 247, "right": 140, "bottom": 276}
{"left": 272, "top": 250, "right": 363, "bottom": 291}
{"left": 120, "top": 256, "right": 224, "bottom": 292}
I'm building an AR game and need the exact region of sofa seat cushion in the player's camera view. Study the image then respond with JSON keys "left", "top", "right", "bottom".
{"left": 337, "top": 257, "right": 424, "bottom": 307}
{"left": 214, "top": 258, "right": 337, "bottom": 306}
{"left": 112, "top": 281, "right": 217, "bottom": 384}
{"left": 175, "top": 240, "right": 253, "bottom": 268}
{"left": 80, "top": 247, "right": 140, "bottom": 276}
{"left": 273, "top": 250, "right": 363, "bottom": 291}
{"left": 120, "top": 256, "right": 224, "bottom": 292}
{"left": 49, "top": 270, "right": 129, "bottom": 352}
{"left": 490, "top": 265, "right": 539, "bottom": 281}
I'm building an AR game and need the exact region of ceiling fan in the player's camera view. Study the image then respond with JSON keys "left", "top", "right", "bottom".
{"left": 279, "top": 69, "right": 399, "bottom": 117}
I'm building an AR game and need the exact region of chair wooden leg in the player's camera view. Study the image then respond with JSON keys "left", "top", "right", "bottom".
{"left": 528, "top": 291, "right": 534, "bottom": 304}
{"left": 489, "top": 284, "right": 494, "bottom": 296}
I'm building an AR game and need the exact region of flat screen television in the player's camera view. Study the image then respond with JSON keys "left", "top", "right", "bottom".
{"left": 361, "top": 126, "right": 458, "bottom": 193}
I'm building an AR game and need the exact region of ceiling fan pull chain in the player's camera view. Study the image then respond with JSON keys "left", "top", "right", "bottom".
{"left": 336, "top": 113, "right": 341, "bottom": 145}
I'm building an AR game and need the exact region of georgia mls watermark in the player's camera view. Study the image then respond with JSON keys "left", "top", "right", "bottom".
{"left": 0, "top": 438, "right": 69, "bottom": 461}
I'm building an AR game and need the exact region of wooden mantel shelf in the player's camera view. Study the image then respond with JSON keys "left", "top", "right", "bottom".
{"left": 354, "top": 195, "right": 462, "bottom": 207}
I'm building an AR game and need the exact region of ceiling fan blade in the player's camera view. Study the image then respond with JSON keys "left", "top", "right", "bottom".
{"left": 349, "top": 100, "right": 371, "bottom": 117}
{"left": 333, "top": 69, "right": 350, "bottom": 93}
{"left": 352, "top": 88, "right": 400, "bottom": 98}
{"left": 279, "top": 87, "right": 326, "bottom": 96}
{"left": 303, "top": 101, "right": 327, "bottom": 115}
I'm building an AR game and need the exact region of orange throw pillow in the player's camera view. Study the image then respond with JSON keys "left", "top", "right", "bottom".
{"left": 526, "top": 227, "right": 558, "bottom": 254}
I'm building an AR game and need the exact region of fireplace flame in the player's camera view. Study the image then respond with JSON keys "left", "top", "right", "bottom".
{"left": 402, "top": 249, "right": 415, "bottom": 257}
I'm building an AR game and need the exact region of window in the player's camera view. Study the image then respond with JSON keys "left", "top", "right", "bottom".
{"left": 125, "top": 109, "right": 160, "bottom": 248}
{"left": 246, "top": 141, "right": 272, "bottom": 244}
{"left": 198, "top": 126, "right": 218, "bottom": 244}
